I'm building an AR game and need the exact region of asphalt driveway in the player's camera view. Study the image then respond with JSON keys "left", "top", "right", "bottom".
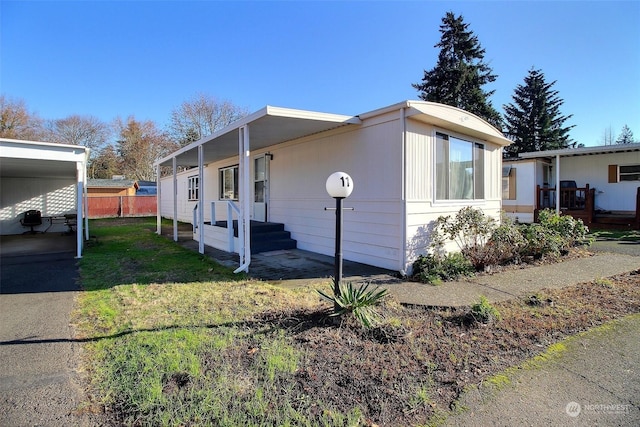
{"left": 0, "top": 254, "right": 94, "bottom": 426}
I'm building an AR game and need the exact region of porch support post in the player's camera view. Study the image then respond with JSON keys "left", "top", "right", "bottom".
{"left": 236, "top": 125, "right": 251, "bottom": 273}
{"left": 172, "top": 157, "right": 178, "bottom": 241}
{"left": 555, "top": 154, "right": 561, "bottom": 214}
{"left": 156, "top": 163, "right": 161, "bottom": 235}
{"left": 198, "top": 144, "right": 205, "bottom": 254}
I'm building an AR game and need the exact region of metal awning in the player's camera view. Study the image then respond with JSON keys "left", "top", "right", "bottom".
{"left": 519, "top": 142, "right": 640, "bottom": 159}
{"left": 155, "top": 105, "right": 362, "bottom": 168}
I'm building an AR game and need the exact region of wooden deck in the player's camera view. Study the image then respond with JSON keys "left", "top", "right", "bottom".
{"left": 534, "top": 185, "right": 640, "bottom": 230}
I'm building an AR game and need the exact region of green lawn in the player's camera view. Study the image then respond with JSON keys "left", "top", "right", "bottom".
{"left": 76, "top": 218, "right": 331, "bottom": 426}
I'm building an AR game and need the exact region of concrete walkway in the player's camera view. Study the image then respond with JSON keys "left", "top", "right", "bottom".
{"left": 383, "top": 252, "right": 640, "bottom": 307}
{"left": 447, "top": 313, "right": 640, "bottom": 426}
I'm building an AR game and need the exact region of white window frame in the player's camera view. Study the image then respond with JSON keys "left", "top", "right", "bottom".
{"left": 219, "top": 165, "right": 239, "bottom": 200}
{"left": 435, "top": 131, "right": 485, "bottom": 201}
{"left": 187, "top": 175, "right": 199, "bottom": 201}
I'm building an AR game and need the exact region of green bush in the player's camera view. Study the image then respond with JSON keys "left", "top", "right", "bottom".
{"left": 317, "top": 282, "right": 388, "bottom": 328}
{"left": 536, "top": 209, "right": 592, "bottom": 251}
{"left": 433, "top": 207, "right": 497, "bottom": 269}
{"left": 412, "top": 252, "right": 475, "bottom": 284}
{"left": 470, "top": 295, "right": 501, "bottom": 323}
{"left": 485, "top": 214, "right": 527, "bottom": 265}
{"left": 520, "top": 209, "right": 592, "bottom": 258}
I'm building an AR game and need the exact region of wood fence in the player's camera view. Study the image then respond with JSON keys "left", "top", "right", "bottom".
{"left": 87, "top": 196, "right": 157, "bottom": 218}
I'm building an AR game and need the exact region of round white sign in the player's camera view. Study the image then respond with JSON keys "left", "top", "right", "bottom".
{"left": 326, "top": 171, "right": 354, "bottom": 199}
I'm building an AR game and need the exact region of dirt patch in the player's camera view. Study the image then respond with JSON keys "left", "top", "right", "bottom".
{"left": 222, "top": 269, "right": 640, "bottom": 426}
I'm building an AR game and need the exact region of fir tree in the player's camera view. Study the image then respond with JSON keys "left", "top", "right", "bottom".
{"left": 616, "top": 125, "right": 635, "bottom": 144}
{"left": 503, "top": 68, "right": 575, "bottom": 157}
{"left": 413, "top": 12, "right": 502, "bottom": 129}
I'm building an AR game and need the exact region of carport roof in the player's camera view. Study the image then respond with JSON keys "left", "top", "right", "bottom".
{"left": 0, "top": 138, "right": 89, "bottom": 179}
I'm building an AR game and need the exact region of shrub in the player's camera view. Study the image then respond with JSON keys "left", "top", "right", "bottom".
{"left": 536, "top": 209, "right": 592, "bottom": 250}
{"left": 520, "top": 209, "right": 592, "bottom": 259}
{"left": 317, "top": 282, "right": 388, "bottom": 328}
{"left": 412, "top": 252, "right": 475, "bottom": 284}
{"left": 470, "top": 295, "right": 501, "bottom": 323}
{"left": 485, "top": 214, "right": 527, "bottom": 265}
{"left": 433, "top": 207, "right": 498, "bottom": 270}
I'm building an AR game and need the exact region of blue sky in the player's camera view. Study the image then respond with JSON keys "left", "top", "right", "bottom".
{"left": 2, "top": 1, "right": 639, "bottom": 147}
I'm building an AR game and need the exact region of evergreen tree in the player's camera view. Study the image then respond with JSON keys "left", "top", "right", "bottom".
{"left": 412, "top": 12, "right": 502, "bottom": 129}
{"left": 616, "top": 125, "right": 635, "bottom": 144}
{"left": 503, "top": 68, "right": 575, "bottom": 157}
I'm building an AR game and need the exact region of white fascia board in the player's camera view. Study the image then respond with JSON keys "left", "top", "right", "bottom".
{"left": 519, "top": 143, "right": 640, "bottom": 159}
{"left": 357, "top": 101, "right": 412, "bottom": 120}
{"left": 403, "top": 101, "right": 511, "bottom": 146}
{"left": 264, "top": 105, "right": 361, "bottom": 124}
{"left": 0, "top": 138, "right": 88, "bottom": 162}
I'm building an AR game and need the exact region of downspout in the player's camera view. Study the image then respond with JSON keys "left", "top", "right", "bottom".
{"left": 235, "top": 125, "right": 251, "bottom": 273}
{"left": 555, "top": 154, "right": 560, "bottom": 214}
{"left": 399, "top": 106, "right": 408, "bottom": 276}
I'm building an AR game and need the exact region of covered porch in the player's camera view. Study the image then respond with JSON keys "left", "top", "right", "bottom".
{"left": 154, "top": 106, "right": 361, "bottom": 273}
{"left": 523, "top": 144, "right": 640, "bottom": 230}
{"left": 535, "top": 184, "right": 640, "bottom": 230}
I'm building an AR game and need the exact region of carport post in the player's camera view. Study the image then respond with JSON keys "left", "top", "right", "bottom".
{"left": 156, "top": 163, "right": 161, "bottom": 235}
{"left": 76, "top": 162, "right": 83, "bottom": 258}
{"left": 173, "top": 157, "right": 178, "bottom": 241}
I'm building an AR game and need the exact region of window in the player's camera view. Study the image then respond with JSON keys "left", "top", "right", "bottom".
{"left": 187, "top": 176, "right": 199, "bottom": 201}
{"left": 620, "top": 165, "right": 640, "bottom": 181}
{"left": 502, "top": 166, "right": 516, "bottom": 200}
{"left": 609, "top": 164, "right": 640, "bottom": 182}
{"left": 219, "top": 165, "right": 239, "bottom": 200}
{"left": 436, "top": 132, "right": 485, "bottom": 200}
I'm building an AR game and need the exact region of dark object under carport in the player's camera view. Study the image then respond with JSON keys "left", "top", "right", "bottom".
{"left": 20, "top": 210, "right": 42, "bottom": 234}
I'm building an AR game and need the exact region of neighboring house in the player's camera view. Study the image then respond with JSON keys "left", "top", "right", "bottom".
{"left": 503, "top": 143, "right": 640, "bottom": 229}
{"left": 0, "top": 138, "right": 89, "bottom": 258}
{"left": 136, "top": 180, "right": 157, "bottom": 195}
{"left": 502, "top": 157, "right": 553, "bottom": 223}
{"left": 155, "top": 101, "right": 511, "bottom": 274}
{"left": 87, "top": 177, "right": 139, "bottom": 197}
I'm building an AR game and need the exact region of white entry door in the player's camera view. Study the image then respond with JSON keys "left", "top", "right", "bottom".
{"left": 253, "top": 154, "right": 269, "bottom": 222}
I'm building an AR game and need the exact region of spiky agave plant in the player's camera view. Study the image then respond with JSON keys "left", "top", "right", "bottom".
{"left": 318, "top": 282, "right": 388, "bottom": 328}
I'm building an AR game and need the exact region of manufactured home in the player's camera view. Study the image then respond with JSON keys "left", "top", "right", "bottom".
{"left": 503, "top": 143, "right": 640, "bottom": 229}
{"left": 155, "top": 101, "right": 511, "bottom": 274}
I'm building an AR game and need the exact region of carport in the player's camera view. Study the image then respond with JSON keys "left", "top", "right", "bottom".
{"left": 0, "top": 138, "right": 89, "bottom": 258}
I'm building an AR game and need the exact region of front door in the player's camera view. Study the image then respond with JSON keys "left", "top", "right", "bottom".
{"left": 253, "top": 154, "right": 269, "bottom": 222}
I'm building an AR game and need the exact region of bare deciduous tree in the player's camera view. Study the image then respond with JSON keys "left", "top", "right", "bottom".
{"left": 168, "top": 93, "right": 248, "bottom": 146}
{"left": 46, "top": 115, "right": 111, "bottom": 153}
{"left": 0, "top": 95, "right": 45, "bottom": 140}
{"left": 114, "top": 116, "right": 178, "bottom": 181}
